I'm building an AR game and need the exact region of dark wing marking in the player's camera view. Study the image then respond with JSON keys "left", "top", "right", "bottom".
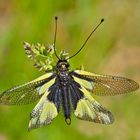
{"left": 0, "top": 73, "right": 55, "bottom": 105}
{"left": 72, "top": 70, "right": 139, "bottom": 96}
{"left": 69, "top": 81, "right": 84, "bottom": 110}
{"left": 74, "top": 85, "right": 114, "bottom": 124}
{"left": 47, "top": 79, "right": 61, "bottom": 111}
{"left": 29, "top": 81, "right": 61, "bottom": 130}
{"left": 28, "top": 90, "right": 58, "bottom": 131}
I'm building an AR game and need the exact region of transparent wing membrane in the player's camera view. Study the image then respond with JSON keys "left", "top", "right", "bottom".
{"left": 0, "top": 73, "right": 55, "bottom": 105}
{"left": 73, "top": 70, "right": 139, "bottom": 96}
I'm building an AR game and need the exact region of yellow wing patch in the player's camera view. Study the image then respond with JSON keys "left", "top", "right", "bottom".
{"left": 74, "top": 98, "right": 96, "bottom": 121}
{"left": 73, "top": 70, "right": 139, "bottom": 96}
{"left": 37, "top": 78, "right": 55, "bottom": 96}
{"left": 0, "top": 72, "right": 54, "bottom": 105}
{"left": 74, "top": 85, "right": 114, "bottom": 124}
{"left": 73, "top": 76, "right": 94, "bottom": 91}
{"left": 28, "top": 91, "right": 58, "bottom": 131}
{"left": 34, "top": 73, "right": 53, "bottom": 82}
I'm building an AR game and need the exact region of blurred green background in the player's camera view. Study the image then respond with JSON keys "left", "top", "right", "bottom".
{"left": 0, "top": 0, "right": 140, "bottom": 140}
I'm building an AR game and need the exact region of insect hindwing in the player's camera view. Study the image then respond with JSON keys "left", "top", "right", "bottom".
{"left": 72, "top": 69, "right": 139, "bottom": 124}
{"left": 28, "top": 95, "right": 58, "bottom": 131}
{"left": 74, "top": 84, "right": 114, "bottom": 124}
{"left": 28, "top": 78, "right": 58, "bottom": 130}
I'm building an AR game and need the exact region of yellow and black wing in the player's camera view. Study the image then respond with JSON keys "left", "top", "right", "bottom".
{"left": 71, "top": 70, "right": 139, "bottom": 124}
{"left": 74, "top": 85, "right": 114, "bottom": 124}
{"left": 28, "top": 77, "right": 61, "bottom": 130}
{"left": 28, "top": 90, "right": 58, "bottom": 130}
{"left": 0, "top": 72, "right": 59, "bottom": 130}
{"left": 72, "top": 70, "right": 139, "bottom": 96}
{"left": 0, "top": 73, "right": 55, "bottom": 105}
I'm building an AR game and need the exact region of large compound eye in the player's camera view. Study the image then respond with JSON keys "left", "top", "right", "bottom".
{"left": 65, "top": 63, "right": 69, "bottom": 68}
{"left": 56, "top": 60, "right": 69, "bottom": 70}
{"left": 57, "top": 63, "right": 62, "bottom": 69}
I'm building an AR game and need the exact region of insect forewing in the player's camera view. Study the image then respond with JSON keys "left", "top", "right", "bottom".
{"left": 72, "top": 70, "right": 139, "bottom": 96}
{"left": 0, "top": 73, "right": 55, "bottom": 105}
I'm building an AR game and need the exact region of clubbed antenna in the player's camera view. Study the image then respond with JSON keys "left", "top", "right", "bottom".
{"left": 53, "top": 16, "right": 60, "bottom": 60}
{"left": 67, "top": 18, "right": 104, "bottom": 60}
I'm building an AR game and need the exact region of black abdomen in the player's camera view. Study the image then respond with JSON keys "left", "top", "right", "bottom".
{"left": 47, "top": 72, "right": 84, "bottom": 124}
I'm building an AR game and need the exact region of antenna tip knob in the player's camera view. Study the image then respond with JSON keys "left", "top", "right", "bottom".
{"left": 55, "top": 16, "right": 58, "bottom": 20}
{"left": 101, "top": 18, "right": 104, "bottom": 23}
